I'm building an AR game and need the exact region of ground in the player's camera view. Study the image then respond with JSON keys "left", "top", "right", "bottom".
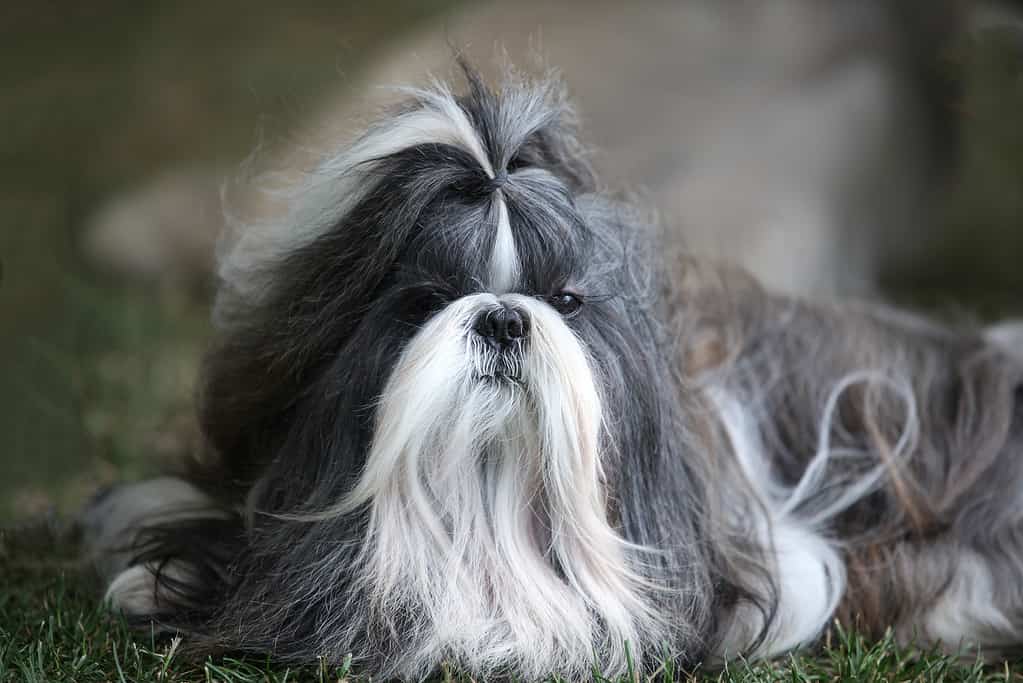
{"left": 1, "top": 2, "right": 1022, "bottom": 681}
{"left": 2, "top": 526, "right": 1019, "bottom": 681}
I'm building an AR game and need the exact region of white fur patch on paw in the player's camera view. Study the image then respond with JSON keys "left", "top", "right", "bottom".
{"left": 105, "top": 561, "right": 193, "bottom": 618}
{"left": 81, "top": 477, "right": 221, "bottom": 580}
{"left": 105, "top": 564, "right": 160, "bottom": 615}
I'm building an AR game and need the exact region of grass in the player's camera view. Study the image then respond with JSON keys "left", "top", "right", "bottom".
{"left": 2, "top": 4, "right": 1023, "bottom": 682}
{"left": 0, "top": 551, "right": 351, "bottom": 682}
{"left": 3, "top": 525, "right": 1021, "bottom": 683}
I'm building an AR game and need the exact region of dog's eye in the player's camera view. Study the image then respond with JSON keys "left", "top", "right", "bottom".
{"left": 548, "top": 292, "right": 583, "bottom": 317}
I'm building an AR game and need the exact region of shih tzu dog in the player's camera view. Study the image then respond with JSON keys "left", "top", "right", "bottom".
{"left": 84, "top": 64, "right": 1023, "bottom": 680}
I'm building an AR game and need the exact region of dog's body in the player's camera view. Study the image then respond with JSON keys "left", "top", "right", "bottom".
{"left": 86, "top": 68, "right": 1023, "bottom": 679}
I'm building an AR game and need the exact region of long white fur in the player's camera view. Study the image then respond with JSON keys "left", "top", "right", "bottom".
{"left": 105, "top": 561, "right": 195, "bottom": 616}
{"left": 709, "top": 369, "right": 919, "bottom": 658}
{"left": 304, "top": 293, "right": 662, "bottom": 679}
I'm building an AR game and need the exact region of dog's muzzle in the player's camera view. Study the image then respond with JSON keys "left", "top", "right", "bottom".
{"left": 471, "top": 302, "right": 528, "bottom": 379}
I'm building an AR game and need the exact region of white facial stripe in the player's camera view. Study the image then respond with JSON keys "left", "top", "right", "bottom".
{"left": 489, "top": 194, "right": 520, "bottom": 293}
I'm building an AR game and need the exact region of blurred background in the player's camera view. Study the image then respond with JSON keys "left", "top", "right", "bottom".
{"left": 1, "top": 0, "right": 1021, "bottom": 522}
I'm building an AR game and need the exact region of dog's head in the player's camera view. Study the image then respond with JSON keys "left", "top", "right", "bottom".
{"left": 197, "top": 66, "right": 711, "bottom": 677}
{"left": 204, "top": 67, "right": 676, "bottom": 503}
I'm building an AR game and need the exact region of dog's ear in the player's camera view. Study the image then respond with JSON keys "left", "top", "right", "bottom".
{"left": 198, "top": 211, "right": 399, "bottom": 485}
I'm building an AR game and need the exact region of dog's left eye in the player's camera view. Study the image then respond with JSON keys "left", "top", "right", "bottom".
{"left": 548, "top": 292, "right": 583, "bottom": 316}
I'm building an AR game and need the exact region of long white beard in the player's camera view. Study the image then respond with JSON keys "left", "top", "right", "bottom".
{"left": 329, "top": 293, "right": 664, "bottom": 679}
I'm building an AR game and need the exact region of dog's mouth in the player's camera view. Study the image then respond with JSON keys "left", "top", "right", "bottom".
{"left": 470, "top": 338, "right": 526, "bottom": 384}
{"left": 477, "top": 372, "right": 525, "bottom": 390}
{"left": 474, "top": 358, "right": 525, "bottom": 384}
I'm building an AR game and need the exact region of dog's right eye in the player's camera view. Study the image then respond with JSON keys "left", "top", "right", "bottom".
{"left": 548, "top": 292, "right": 583, "bottom": 317}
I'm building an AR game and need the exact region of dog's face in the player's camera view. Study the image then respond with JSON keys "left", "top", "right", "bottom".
{"left": 194, "top": 72, "right": 693, "bottom": 675}
{"left": 315, "top": 143, "right": 629, "bottom": 518}
{"left": 206, "top": 77, "right": 670, "bottom": 503}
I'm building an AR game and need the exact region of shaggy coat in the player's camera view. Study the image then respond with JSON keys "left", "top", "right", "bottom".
{"left": 85, "top": 65, "right": 1023, "bottom": 680}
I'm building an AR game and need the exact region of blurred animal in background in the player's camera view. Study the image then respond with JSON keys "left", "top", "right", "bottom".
{"left": 82, "top": 0, "right": 977, "bottom": 297}
{"left": 82, "top": 63, "right": 1023, "bottom": 680}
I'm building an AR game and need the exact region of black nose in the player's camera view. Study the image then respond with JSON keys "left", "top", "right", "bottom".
{"left": 473, "top": 304, "right": 529, "bottom": 348}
